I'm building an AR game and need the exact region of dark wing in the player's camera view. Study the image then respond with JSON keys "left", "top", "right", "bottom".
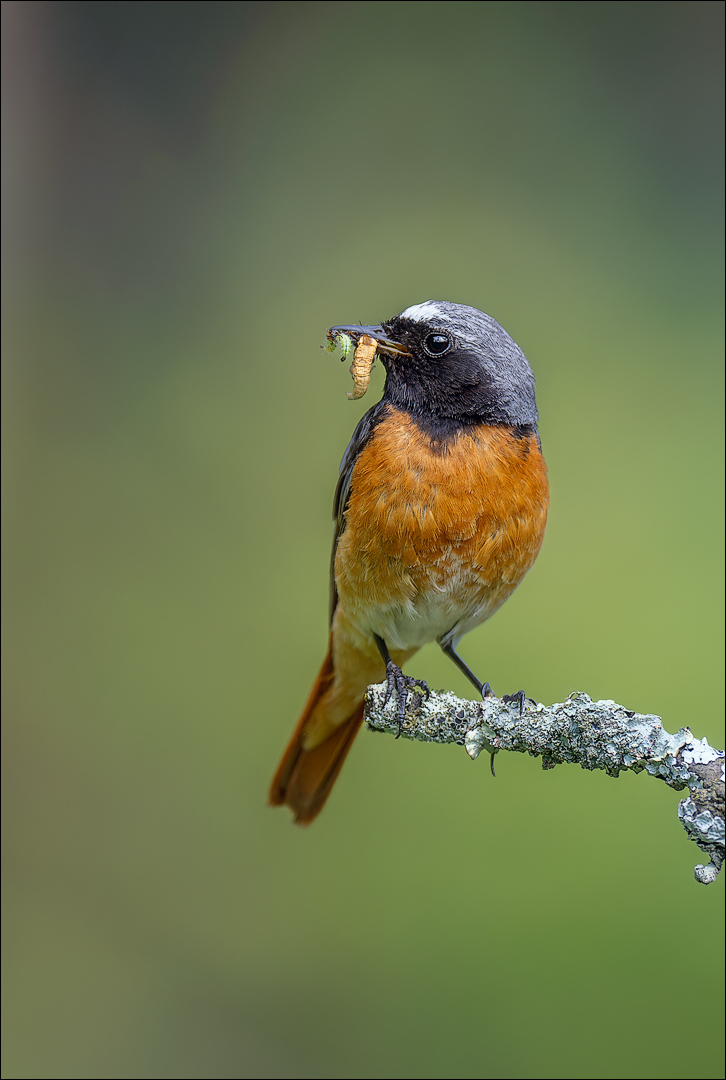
{"left": 329, "top": 400, "right": 389, "bottom": 625}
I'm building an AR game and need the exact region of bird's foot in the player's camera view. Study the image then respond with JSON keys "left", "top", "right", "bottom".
{"left": 502, "top": 690, "right": 536, "bottom": 716}
{"left": 384, "top": 661, "right": 430, "bottom": 738}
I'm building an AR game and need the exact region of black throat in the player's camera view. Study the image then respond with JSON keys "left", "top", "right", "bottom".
{"left": 380, "top": 362, "right": 538, "bottom": 443}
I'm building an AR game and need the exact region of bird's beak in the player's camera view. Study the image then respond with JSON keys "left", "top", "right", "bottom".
{"left": 327, "top": 324, "right": 410, "bottom": 358}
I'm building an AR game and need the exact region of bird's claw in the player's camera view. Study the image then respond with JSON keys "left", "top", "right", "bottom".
{"left": 502, "top": 690, "right": 536, "bottom": 716}
{"left": 384, "top": 661, "right": 430, "bottom": 737}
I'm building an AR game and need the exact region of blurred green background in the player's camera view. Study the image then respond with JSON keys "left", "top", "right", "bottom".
{"left": 2, "top": 2, "right": 724, "bottom": 1078}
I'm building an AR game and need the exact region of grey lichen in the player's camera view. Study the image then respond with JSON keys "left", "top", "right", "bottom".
{"left": 677, "top": 753, "right": 725, "bottom": 884}
{"left": 364, "top": 685, "right": 724, "bottom": 885}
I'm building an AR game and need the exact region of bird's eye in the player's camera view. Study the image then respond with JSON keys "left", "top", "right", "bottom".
{"left": 423, "top": 332, "right": 452, "bottom": 357}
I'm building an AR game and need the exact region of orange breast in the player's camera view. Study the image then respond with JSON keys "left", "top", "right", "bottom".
{"left": 334, "top": 406, "right": 549, "bottom": 650}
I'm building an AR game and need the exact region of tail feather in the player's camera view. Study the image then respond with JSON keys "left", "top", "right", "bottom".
{"left": 269, "top": 638, "right": 365, "bottom": 825}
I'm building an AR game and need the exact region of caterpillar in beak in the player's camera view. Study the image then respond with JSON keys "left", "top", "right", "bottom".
{"left": 324, "top": 330, "right": 353, "bottom": 359}
{"left": 323, "top": 330, "right": 378, "bottom": 400}
{"left": 346, "top": 334, "right": 377, "bottom": 400}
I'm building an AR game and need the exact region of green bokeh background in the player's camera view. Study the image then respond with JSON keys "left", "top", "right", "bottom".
{"left": 3, "top": 3, "right": 724, "bottom": 1078}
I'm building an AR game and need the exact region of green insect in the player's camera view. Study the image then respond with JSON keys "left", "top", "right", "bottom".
{"left": 323, "top": 330, "right": 354, "bottom": 359}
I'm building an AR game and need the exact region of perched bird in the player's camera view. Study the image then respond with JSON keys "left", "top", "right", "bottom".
{"left": 269, "top": 301, "right": 549, "bottom": 824}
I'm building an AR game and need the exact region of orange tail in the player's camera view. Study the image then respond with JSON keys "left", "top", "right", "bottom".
{"left": 268, "top": 638, "right": 365, "bottom": 825}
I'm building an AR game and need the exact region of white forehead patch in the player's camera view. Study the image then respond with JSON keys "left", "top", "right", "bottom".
{"left": 400, "top": 301, "right": 448, "bottom": 324}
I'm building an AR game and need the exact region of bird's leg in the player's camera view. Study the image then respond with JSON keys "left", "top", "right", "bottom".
{"left": 441, "top": 641, "right": 506, "bottom": 775}
{"left": 440, "top": 641, "right": 492, "bottom": 698}
{"left": 373, "top": 634, "right": 429, "bottom": 738}
{"left": 441, "top": 643, "right": 534, "bottom": 716}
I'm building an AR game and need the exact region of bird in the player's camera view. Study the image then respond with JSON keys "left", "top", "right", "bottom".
{"left": 269, "top": 300, "right": 549, "bottom": 824}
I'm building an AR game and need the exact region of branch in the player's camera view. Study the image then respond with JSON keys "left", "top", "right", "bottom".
{"left": 364, "top": 685, "right": 725, "bottom": 885}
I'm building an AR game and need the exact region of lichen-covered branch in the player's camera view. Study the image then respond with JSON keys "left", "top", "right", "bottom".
{"left": 364, "top": 686, "right": 725, "bottom": 885}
